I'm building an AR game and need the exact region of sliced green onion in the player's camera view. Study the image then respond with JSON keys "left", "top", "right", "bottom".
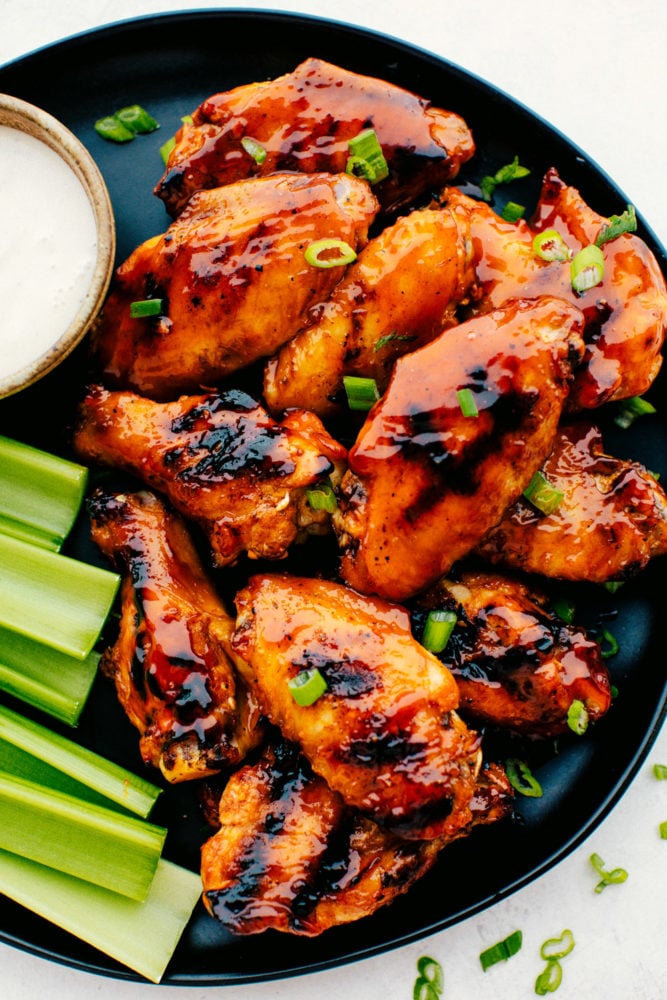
{"left": 659, "top": 821, "right": 667, "bottom": 840}
{"left": 0, "top": 703, "right": 160, "bottom": 818}
{"left": 480, "top": 155, "right": 530, "bottom": 201}
{"left": 532, "top": 229, "right": 572, "bottom": 262}
{"left": 604, "top": 580, "right": 624, "bottom": 594}
{"left": 0, "top": 851, "right": 200, "bottom": 983}
{"left": 306, "top": 479, "right": 338, "bottom": 513}
{"left": 566, "top": 699, "right": 589, "bottom": 735}
{"left": 0, "top": 434, "right": 88, "bottom": 552}
{"left": 0, "top": 531, "right": 120, "bottom": 660}
{"left": 0, "top": 770, "right": 165, "bottom": 900}
{"left": 422, "top": 609, "right": 457, "bottom": 654}
{"left": 94, "top": 115, "right": 135, "bottom": 143}
{"left": 346, "top": 128, "right": 389, "bottom": 184}
{"left": 595, "top": 204, "right": 637, "bottom": 246}
{"left": 115, "top": 105, "right": 159, "bottom": 134}
{"left": 535, "top": 959, "right": 563, "bottom": 995}
{"left": 523, "top": 470, "right": 564, "bottom": 516}
{"left": 599, "top": 627, "right": 619, "bottom": 659}
{"left": 343, "top": 375, "right": 380, "bottom": 411}
{"left": 241, "top": 135, "right": 267, "bottom": 164}
{"left": 457, "top": 387, "right": 479, "bottom": 418}
{"left": 130, "top": 298, "right": 165, "bottom": 318}
{"left": 501, "top": 201, "right": 525, "bottom": 222}
{"left": 570, "top": 244, "right": 605, "bottom": 293}
{"left": 413, "top": 982, "right": 440, "bottom": 1000}
{"left": 416, "top": 955, "right": 444, "bottom": 990}
{"left": 505, "top": 758, "right": 543, "bottom": 797}
{"left": 551, "top": 596, "right": 575, "bottom": 625}
{"left": 653, "top": 763, "right": 667, "bottom": 780}
{"left": 288, "top": 667, "right": 328, "bottom": 707}
{"left": 613, "top": 395, "right": 657, "bottom": 429}
{"left": 160, "top": 135, "right": 176, "bottom": 164}
{"left": 540, "top": 929, "right": 575, "bottom": 961}
{"left": 479, "top": 929, "right": 523, "bottom": 971}
{"left": 590, "top": 851, "right": 628, "bottom": 892}
{"left": 304, "top": 239, "right": 357, "bottom": 269}
{"left": 0, "top": 626, "right": 99, "bottom": 726}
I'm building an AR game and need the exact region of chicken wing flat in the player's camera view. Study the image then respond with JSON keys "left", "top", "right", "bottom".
{"left": 155, "top": 58, "right": 475, "bottom": 218}
{"left": 88, "top": 489, "right": 262, "bottom": 782}
{"left": 201, "top": 740, "right": 512, "bottom": 936}
{"left": 414, "top": 571, "right": 612, "bottom": 736}
{"left": 334, "top": 295, "right": 586, "bottom": 603}
{"left": 230, "top": 574, "right": 483, "bottom": 841}
{"left": 442, "top": 170, "right": 667, "bottom": 408}
{"left": 74, "top": 386, "right": 346, "bottom": 568}
{"left": 263, "top": 204, "right": 475, "bottom": 418}
{"left": 90, "top": 172, "right": 378, "bottom": 400}
{"left": 477, "top": 422, "right": 667, "bottom": 582}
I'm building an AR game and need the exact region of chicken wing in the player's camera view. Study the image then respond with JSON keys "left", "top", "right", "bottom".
{"left": 263, "top": 204, "right": 475, "bottom": 418}
{"left": 90, "top": 172, "right": 378, "bottom": 400}
{"left": 477, "top": 422, "right": 667, "bottom": 582}
{"left": 88, "top": 489, "right": 262, "bottom": 781}
{"left": 442, "top": 170, "right": 667, "bottom": 408}
{"left": 334, "top": 295, "right": 586, "bottom": 602}
{"left": 414, "top": 571, "right": 612, "bottom": 736}
{"left": 230, "top": 573, "right": 483, "bottom": 841}
{"left": 155, "top": 58, "right": 475, "bottom": 218}
{"left": 74, "top": 386, "right": 347, "bottom": 568}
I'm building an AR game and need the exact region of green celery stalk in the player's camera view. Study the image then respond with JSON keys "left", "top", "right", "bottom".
{"left": 0, "top": 851, "right": 201, "bottom": 983}
{"left": 0, "top": 434, "right": 88, "bottom": 551}
{"left": 0, "top": 703, "right": 161, "bottom": 818}
{"left": 0, "top": 531, "right": 119, "bottom": 659}
{"left": 0, "top": 769, "right": 166, "bottom": 900}
{"left": 0, "top": 625, "right": 99, "bottom": 726}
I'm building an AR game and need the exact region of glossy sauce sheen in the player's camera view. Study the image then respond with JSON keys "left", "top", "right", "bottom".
{"left": 0, "top": 125, "right": 97, "bottom": 380}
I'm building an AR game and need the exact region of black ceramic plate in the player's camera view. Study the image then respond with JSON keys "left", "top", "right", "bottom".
{"left": 1, "top": 9, "right": 666, "bottom": 987}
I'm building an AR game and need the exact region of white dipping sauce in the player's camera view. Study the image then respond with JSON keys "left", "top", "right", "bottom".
{"left": 0, "top": 124, "right": 98, "bottom": 379}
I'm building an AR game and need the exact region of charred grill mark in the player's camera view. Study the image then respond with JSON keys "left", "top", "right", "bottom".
{"left": 339, "top": 727, "right": 427, "bottom": 767}
{"left": 293, "top": 651, "right": 380, "bottom": 698}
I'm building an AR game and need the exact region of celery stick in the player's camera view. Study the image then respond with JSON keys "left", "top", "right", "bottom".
{"left": 0, "top": 703, "right": 161, "bottom": 818}
{"left": 0, "top": 532, "right": 119, "bottom": 659}
{"left": 0, "top": 851, "right": 201, "bottom": 983}
{"left": 0, "top": 625, "right": 99, "bottom": 725}
{"left": 0, "top": 434, "right": 88, "bottom": 551}
{"left": 0, "top": 770, "right": 166, "bottom": 901}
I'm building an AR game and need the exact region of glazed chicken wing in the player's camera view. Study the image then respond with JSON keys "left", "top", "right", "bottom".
{"left": 90, "top": 172, "right": 378, "bottom": 400}
{"left": 334, "top": 295, "right": 586, "bottom": 602}
{"left": 201, "top": 740, "right": 512, "bottom": 936}
{"left": 477, "top": 422, "right": 667, "bottom": 582}
{"left": 414, "top": 571, "right": 612, "bottom": 736}
{"left": 264, "top": 204, "right": 475, "bottom": 417}
{"left": 88, "top": 489, "right": 262, "bottom": 781}
{"left": 74, "top": 386, "right": 346, "bottom": 568}
{"left": 443, "top": 170, "right": 667, "bottom": 408}
{"left": 230, "top": 574, "right": 482, "bottom": 841}
{"left": 155, "top": 58, "right": 475, "bottom": 218}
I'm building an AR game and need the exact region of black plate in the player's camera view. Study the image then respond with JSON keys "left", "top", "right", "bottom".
{"left": 1, "top": 9, "right": 666, "bottom": 987}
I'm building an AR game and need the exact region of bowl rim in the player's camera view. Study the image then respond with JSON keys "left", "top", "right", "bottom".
{"left": 0, "top": 93, "right": 115, "bottom": 399}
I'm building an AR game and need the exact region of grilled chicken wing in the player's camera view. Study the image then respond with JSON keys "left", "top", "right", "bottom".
{"left": 414, "top": 571, "right": 612, "bottom": 736}
{"left": 155, "top": 58, "right": 475, "bottom": 218}
{"left": 230, "top": 573, "right": 483, "bottom": 841}
{"left": 477, "top": 422, "right": 667, "bottom": 582}
{"left": 88, "top": 489, "right": 262, "bottom": 781}
{"left": 90, "top": 172, "right": 378, "bottom": 400}
{"left": 201, "top": 740, "right": 512, "bottom": 936}
{"left": 74, "top": 386, "right": 346, "bottom": 568}
{"left": 334, "top": 295, "right": 586, "bottom": 602}
{"left": 443, "top": 170, "right": 667, "bottom": 408}
{"left": 264, "top": 204, "right": 475, "bottom": 417}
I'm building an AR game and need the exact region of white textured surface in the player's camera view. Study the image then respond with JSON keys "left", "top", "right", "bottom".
{"left": 1, "top": 3, "right": 667, "bottom": 998}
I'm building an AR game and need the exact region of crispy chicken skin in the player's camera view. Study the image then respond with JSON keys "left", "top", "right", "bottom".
{"left": 477, "top": 422, "right": 667, "bottom": 582}
{"left": 90, "top": 172, "right": 378, "bottom": 400}
{"left": 443, "top": 171, "right": 667, "bottom": 409}
{"left": 155, "top": 58, "right": 475, "bottom": 218}
{"left": 231, "top": 574, "right": 483, "bottom": 841}
{"left": 87, "top": 489, "right": 262, "bottom": 781}
{"left": 334, "top": 296, "right": 586, "bottom": 603}
{"left": 201, "top": 741, "right": 512, "bottom": 936}
{"left": 264, "top": 204, "right": 476, "bottom": 417}
{"left": 74, "top": 386, "right": 347, "bottom": 568}
{"left": 415, "top": 571, "right": 612, "bottom": 736}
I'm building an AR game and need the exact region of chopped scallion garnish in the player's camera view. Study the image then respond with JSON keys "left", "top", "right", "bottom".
{"left": 540, "top": 929, "right": 575, "bottom": 961}
{"left": 160, "top": 136, "right": 176, "bottom": 164}
{"left": 532, "top": 228, "right": 572, "bottom": 262}
{"left": 551, "top": 596, "right": 575, "bottom": 625}
{"left": 505, "top": 758, "right": 543, "bottom": 797}
{"left": 595, "top": 204, "right": 637, "bottom": 246}
{"left": 130, "top": 298, "right": 165, "bottom": 318}
{"left": 288, "top": 667, "right": 328, "bottom": 707}
{"left": 535, "top": 930, "right": 575, "bottom": 995}
{"left": 413, "top": 954, "right": 444, "bottom": 1000}
{"left": 422, "top": 609, "right": 457, "bottom": 654}
{"left": 94, "top": 115, "right": 135, "bottom": 143}
{"left": 570, "top": 244, "right": 605, "bottom": 293}
{"left": 480, "top": 155, "right": 530, "bottom": 201}
{"left": 346, "top": 128, "right": 389, "bottom": 184}
{"left": 613, "top": 394, "right": 657, "bottom": 429}
{"left": 659, "top": 821, "right": 667, "bottom": 840}
{"left": 501, "top": 201, "right": 525, "bottom": 222}
{"left": 599, "top": 628, "right": 619, "bottom": 659}
{"left": 566, "top": 699, "right": 589, "bottom": 735}
{"left": 304, "top": 238, "right": 357, "bottom": 269}
{"left": 590, "top": 852, "right": 628, "bottom": 892}
{"left": 115, "top": 105, "right": 159, "bottom": 134}
{"left": 306, "top": 479, "right": 338, "bottom": 513}
{"left": 535, "top": 958, "right": 563, "bottom": 995}
{"left": 457, "top": 387, "right": 479, "bottom": 418}
{"left": 241, "top": 135, "right": 267, "bottom": 164}
{"left": 343, "top": 375, "right": 380, "bottom": 411}
{"left": 653, "top": 763, "right": 667, "bottom": 780}
{"left": 523, "top": 470, "right": 564, "bottom": 516}
{"left": 479, "top": 929, "right": 523, "bottom": 971}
